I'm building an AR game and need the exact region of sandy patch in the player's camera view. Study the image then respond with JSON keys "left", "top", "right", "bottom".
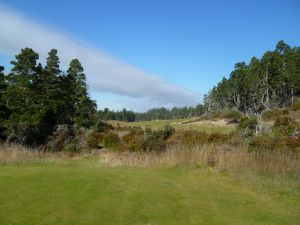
{"left": 188, "top": 119, "right": 234, "bottom": 126}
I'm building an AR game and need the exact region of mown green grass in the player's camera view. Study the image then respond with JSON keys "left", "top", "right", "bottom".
{"left": 108, "top": 118, "right": 235, "bottom": 134}
{"left": 0, "top": 157, "right": 299, "bottom": 225}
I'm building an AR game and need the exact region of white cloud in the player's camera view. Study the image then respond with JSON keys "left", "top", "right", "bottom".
{"left": 0, "top": 4, "right": 200, "bottom": 111}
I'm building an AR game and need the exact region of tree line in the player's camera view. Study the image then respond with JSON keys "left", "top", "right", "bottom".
{"left": 204, "top": 41, "right": 300, "bottom": 115}
{"left": 97, "top": 105, "right": 205, "bottom": 122}
{"left": 0, "top": 40, "right": 298, "bottom": 146}
{"left": 0, "top": 48, "right": 96, "bottom": 145}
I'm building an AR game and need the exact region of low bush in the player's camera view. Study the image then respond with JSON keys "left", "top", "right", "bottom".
{"left": 237, "top": 116, "right": 258, "bottom": 136}
{"left": 223, "top": 111, "right": 242, "bottom": 120}
{"left": 144, "top": 127, "right": 166, "bottom": 152}
{"left": 95, "top": 120, "right": 114, "bottom": 133}
{"left": 143, "top": 126, "right": 175, "bottom": 152}
{"left": 102, "top": 132, "right": 120, "bottom": 150}
{"left": 122, "top": 127, "right": 145, "bottom": 152}
{"left": 63, "top": 142, "right": 79, "bottom": 153}
{"left": 161, "top": 125, "right": 175, "bottom": 139}
{"left": 248, "top": 116, "right": 300, "bottom": 153}
{"left": 249, "top": 134, "right": 283, "bottom": 152}
{"left": 86, "top": 130, "right": 103, "bottom": 149}
{"left": 273, "top": 116, "right": 299, "bottom": 136}
{"left": 43, "top": 125, "right": 74, "bottom": 152}
{"left": 144, "top": 136, "right": 166, "bottom": 152}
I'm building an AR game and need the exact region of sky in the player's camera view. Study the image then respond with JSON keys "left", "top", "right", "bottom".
{"left": 0, "top": 0, "right": 299, "bottom": 111}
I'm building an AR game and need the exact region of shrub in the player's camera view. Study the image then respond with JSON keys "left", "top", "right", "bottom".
{"left": 43, "top": 125, "right": 74, "bottom": 152}
{"left": 86, "top": 130, "right": 103, "bottom": 149}
{"left": 273, "top": 116, "right": 299, "bottom": 136}
{"left": 161, "top": 125, "right": 175, "bottom": 140}
{"left": 128, "top": 126, "right": 144, "bottom": 136}
{"left": 102, "top": 132, "right": 120, "bottom": 150}
{"left": 248, "top": 134, "right": 283, "bottom": 152}
{"left": 63, "top": 141, "right": 79, "bottom": 153}
{"left": 95, "top": 120, "right": 114, "bottom": 133}
{"left": 144, "top": 136, "right": 166, "bottom": 152}
{"left": 223, "top": 111, "right": 242, "bottom": 120}
{"left": 144, "top": 127, "right": 166, "bottom": 152}
{"left": 238, "top": 116, "right": 258, "bottom": 136}
{"left": 208, "top": 132, "right": 229, "bottom": 143}
{"left": 122, "top": 133, "right": 145, "bottom": 152}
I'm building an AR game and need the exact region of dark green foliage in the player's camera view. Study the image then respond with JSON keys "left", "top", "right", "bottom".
{"left": 205, "top": 41, "right": 300, "bottom": 115}
{"left": 97, "top": 104, "right": 205, "bottom": 122}
{"left": 4, "top": 48, "right": 47, "bottom": 144}
{"left": 0, "top": 66, "right": 9, "bottom": 139}
{"left": 160, "top": 125, "right": 175, "bottom": 140}
{"left": 0, "top": 48, "right": 97, "bottom": 146}
{"left": 223, "top": 111, "right": 242, "bottom": 120}
{"left": 102, "top": 132, "right": 120, "bottom": 149}
{"left": 144, "top": 134, "right": 166, "bottom": 152}
{"left": 144, "top": 126, "right": 175, "bottom": 152}
{"left": 95, "top": 120, "right": 114, "bottom": 132}
{"left": 64, "top": 59, "right": 97, "bottom": 127}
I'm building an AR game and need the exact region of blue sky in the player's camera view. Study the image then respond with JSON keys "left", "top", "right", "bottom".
{"left": 0, "top": 0, "right": 300, "bottom": 111}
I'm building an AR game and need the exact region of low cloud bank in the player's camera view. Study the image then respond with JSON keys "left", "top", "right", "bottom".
{"left": 0, "top": 5, "right": 200, "bottom": 110}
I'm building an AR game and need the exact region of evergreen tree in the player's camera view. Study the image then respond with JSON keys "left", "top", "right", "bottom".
{"left": 0, "top": 66, "right": 9, "bottom": 138}
{"left": 205, "top": 41, "right": 300, "bottom": 115}
{"left": 4, "top": 48, "right": 45, "bottom": 144}
{"left": 38, "top": 49, "right": 62, "bottom": 132}
{"left": 66, "top": 59, "right": 96, "bottom": 127}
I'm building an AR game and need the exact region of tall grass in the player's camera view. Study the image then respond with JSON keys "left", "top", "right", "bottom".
{"left": 0, "top": 143, "right": 81, "bottom": 164}
{"left": 101, "top": 143, "right": 300, "bottom": 177}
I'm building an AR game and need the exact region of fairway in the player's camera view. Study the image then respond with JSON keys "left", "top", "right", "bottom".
{"left": 1, "top": 157, "right": 299, "bottom": 225}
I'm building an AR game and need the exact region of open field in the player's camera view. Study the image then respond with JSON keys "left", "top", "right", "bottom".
{"left": 1, "top": 155, "right": 300, "bottom": 225}
{"left": 108, "top": 118, "right": 236, "bottom": 134}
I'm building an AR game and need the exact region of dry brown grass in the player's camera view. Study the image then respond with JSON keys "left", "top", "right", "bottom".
{"left": 0, "top": 143, "right": 86, "bottom": 164}
{"left": 101, "top": 143, "right": 300, "bottom": 176}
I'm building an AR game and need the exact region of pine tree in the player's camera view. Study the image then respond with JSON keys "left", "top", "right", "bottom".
{"left": 65, "top": 59, "right": 96, "bottom": 127}
{"left": 3, "top": 48, "right": 45, "bottom": 144}
{"left": 36, "top": 49, "right": 62, "bottom": 131}
{"left": 0, "top": 66, "right": 9, "bottom": 138}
